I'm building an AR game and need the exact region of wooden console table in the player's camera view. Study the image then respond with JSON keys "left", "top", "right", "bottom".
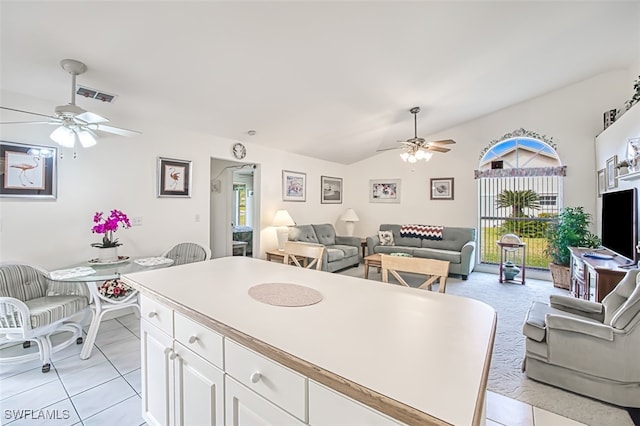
{"left": 568, "top": 247, "right": 634, "bottom": 302}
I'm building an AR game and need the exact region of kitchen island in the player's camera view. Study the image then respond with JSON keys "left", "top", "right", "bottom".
{"left": 122, "top": 256, "right": 496, "bottom": 425}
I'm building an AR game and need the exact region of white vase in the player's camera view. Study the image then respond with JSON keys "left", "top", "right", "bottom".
{"left": 97, "top": 246, "right": 118, "bottom": 262}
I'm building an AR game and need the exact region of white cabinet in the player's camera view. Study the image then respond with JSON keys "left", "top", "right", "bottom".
{"left": 225, "top": 376, "right": 305, "bottom": 426}
{"left": 141, "top": 319, "right": 174, "bottom": 426}
{"left": 309, "top": 381, "right": 401, "bottom": 426}
{"left": 140, "top": 296, "right": 224, "bottom": 426}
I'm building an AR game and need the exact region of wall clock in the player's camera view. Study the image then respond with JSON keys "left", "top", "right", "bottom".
{"left": 232, "top": 143, "right": 247, "bottom": 159}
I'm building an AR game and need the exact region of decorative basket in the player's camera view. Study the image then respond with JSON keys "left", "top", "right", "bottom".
{"left": 549, "top": 263, "right": 571, "bottom": 289}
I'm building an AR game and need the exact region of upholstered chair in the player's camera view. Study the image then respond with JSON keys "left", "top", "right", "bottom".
{"left": 0, "top": 263, "right": 89, "bottom": 372}
{"left": 522, "top": 269, "right": 640, "bottom": 407}
{"left": 161, "top": 242, "right": 211, "bottom": 266}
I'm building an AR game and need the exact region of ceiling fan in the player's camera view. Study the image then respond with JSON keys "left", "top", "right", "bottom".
{"left": 0, "top": 59, "right": 140, "bottom": 149}
{"left": 378, "top": 106, "right": 455, "bottom": 163}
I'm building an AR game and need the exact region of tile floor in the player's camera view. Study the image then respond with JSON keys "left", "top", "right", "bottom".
{"left": 0, "top": 313, "right": 586, "bottom": 426}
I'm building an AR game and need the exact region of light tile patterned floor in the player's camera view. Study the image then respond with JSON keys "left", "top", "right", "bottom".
{"left": 0, "top": 313, "right": 586, "bottom": 425}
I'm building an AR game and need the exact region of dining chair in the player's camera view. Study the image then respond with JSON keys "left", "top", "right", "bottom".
{"left": 161, "top": 242, "right": 211, "bottom": 266}
{"left": 0, "top": 263, "right": 90, "bottom": 372}
{"left": 381, "top": 255, "right": 450, "bottom": 293}
{"left": 283, "top": 241, "right": 325, "bottom": 271}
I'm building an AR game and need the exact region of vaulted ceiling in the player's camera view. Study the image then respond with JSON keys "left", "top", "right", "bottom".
{"left": 1, "top": 1, "right": 639, "bottom": 164}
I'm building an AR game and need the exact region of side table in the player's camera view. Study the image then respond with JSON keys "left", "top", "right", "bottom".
{"left": 265, "top": 249, "right": 308, "bottom": 267}
{"left": 497, "top": 241, "right": 526, "bottom": 285}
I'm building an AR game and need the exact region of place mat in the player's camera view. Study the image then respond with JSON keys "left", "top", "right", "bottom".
{"left": 248, "top": 283, "right": 323, "bottom": 307}
{"left": 50, "top": 266, "right": 96, "bottom": 280}
{"left": 134, "top": 257, "right": 175, "bottom": 266}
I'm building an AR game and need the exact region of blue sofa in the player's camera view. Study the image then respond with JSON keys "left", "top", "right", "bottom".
{"left": 288, "top": 224, "right": 360, "bottom": 272}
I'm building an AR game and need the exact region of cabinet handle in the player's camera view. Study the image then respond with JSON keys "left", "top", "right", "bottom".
{"left": 250, "top": 372, "right": 262, "bottom": 383}
{"left": 169, "top": 351, "right": 179, "bottom": 361}
{"left": 188, "top": 335, "right": 198, "bottom": 344}
{"left": 148, "top": 311, "right": 157, "bottom": 318}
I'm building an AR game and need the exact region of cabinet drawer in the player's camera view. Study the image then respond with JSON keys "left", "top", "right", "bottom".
{"left": 225, "top": 339, "right": 307, "bottom": 422}
{"left": 140, "top": 294, "right": 173, "bottom": 336}
{"left": 174, "top": 311, "right": 224, "bottom": 369}
{"left": 309, "top": 381, "right": 401, "bottom": 425}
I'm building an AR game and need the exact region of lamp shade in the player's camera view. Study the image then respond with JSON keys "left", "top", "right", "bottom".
{"left": 340, "top": 209, "right": 360, "bottom": 222}
{"left": 272, "top": 210, "right": 295, "bottom": 227}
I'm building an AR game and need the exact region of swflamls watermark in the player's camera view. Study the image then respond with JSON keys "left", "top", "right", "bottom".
{"left": 4, "top": 409, "right": 71, "bottom": 421}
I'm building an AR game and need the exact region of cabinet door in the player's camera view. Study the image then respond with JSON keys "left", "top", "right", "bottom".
{"left": 309, "top": 381, "right": 401, "bottom": 425}
{"left": 174, "top": 342, "right": 225, "bottom": 426}
{"left": 225, "top": 376, "right": 305, "bottom": 426}
{"left": 141, "top": 320, "right": 174, "bottom": 426}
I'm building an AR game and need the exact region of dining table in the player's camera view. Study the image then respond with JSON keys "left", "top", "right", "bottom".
{"left": 47, "top": 256, "right": 174, "bottom": 359}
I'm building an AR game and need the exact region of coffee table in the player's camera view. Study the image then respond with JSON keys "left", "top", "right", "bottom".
{"left": 364, "top": 254, "right": 382, "bottom": 279}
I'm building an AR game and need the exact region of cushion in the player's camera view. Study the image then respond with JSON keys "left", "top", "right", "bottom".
{"left": 326, "top": 245, "right": 359, "bottom": 262}
{"left": 312, "top": 224, "right": 337, "bottom": 246}
{"left": 25, "top": 295, "right": 89, "bottom": 329}
{"left": 0, "top": 265, "right": 47, "bottom": 301}
{"left": 378, "top": 230, "right": 394, "bottom": 246}
{"left": 413, "top": 248, "right": 461, "bottom": 264}
{"left": 288, "top": 225, "right": 320, "bottom": 244}
{"left": 400, "top": 224, "right": 443, "bottom": 240}
{"left": 380, "top": 224, "right": 421, "bottom": 248}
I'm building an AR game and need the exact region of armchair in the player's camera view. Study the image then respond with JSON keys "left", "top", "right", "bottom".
{"left": 522, "top": 269, "right": 640, "bottom": 407}
{"left": 0, "top": 264, "right": 89, "bottom": 373}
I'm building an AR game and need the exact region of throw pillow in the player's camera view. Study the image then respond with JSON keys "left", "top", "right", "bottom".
{"left": 378, "top": 230, "right": 395, "bottom": 246}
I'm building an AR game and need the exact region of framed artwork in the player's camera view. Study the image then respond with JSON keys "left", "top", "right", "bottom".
{"left": 597, "top": 169, "right": 605, "bottom": 197}
{"left": 0, "top": 141, "right": 57, "bottom": 199}
{"left": 430, "top": 177, "right": 454, "bottom": 200}
{"left": 369, "top": 179, "right": 401, "bottom": 203}
{"left": 282, "top": 170, "right": 306, "bottom": 202}
{"left": 606, "top": 155, "right": 617, "bottom": 190}
{"left": 321, "top": 175, "right": 342, "bottom": 204}
{"left": 157, "top": 157, "right": 192, "bottom": 198}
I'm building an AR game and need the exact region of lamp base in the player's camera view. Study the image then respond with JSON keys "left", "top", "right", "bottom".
{"left": 276, "top": 227, "right": 289, "bottom": 251}
{"left": 345, "top": 221, "right": 355, "bottom": 237}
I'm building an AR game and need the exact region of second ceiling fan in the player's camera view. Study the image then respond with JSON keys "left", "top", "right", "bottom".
{"left": 379, "top": 107, "right": 455, "bottom": 162}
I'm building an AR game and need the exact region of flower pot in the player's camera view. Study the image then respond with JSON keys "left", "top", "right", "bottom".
{"left": 549, "top": 262, "right": 570, "bottom": 289}
{"left": 96, "top": 246, "right": 118, "bottom": 262}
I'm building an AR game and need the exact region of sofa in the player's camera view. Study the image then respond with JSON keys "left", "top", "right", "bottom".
{"left": 287, "top": 224, "right": 360, "bottom": 272}
{"left": 366, "top": 224, "right": 476, "bottom": 280}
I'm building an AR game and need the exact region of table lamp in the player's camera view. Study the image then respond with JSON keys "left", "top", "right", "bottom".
{"left": 340, "top": 208, "right": 360, "bottom": 237}
{"left": 272, "top": 209, "right": 295, "bottom": 251}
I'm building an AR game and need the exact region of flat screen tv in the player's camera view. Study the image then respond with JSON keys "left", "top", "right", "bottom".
{"left": 601, "top": 188, "right": 637, "bottom": 263}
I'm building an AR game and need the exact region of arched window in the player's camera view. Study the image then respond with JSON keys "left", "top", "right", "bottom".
{"left": 475, "top": 129, "right": 565, "bottom": 270}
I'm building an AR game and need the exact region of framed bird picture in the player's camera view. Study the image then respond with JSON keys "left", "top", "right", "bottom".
{"left": 157, "top": 157, "right": 192, "bottom": 198}
{"left": 0, "top": 141, "right": 58, "bottom": 199}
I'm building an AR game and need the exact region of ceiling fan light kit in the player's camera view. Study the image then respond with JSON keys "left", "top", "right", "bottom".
{"left": 393, "top": 106, "right": 455, "bottom": 163}
{"left": 0, "top": 59, "right": 140, "bottom": 152}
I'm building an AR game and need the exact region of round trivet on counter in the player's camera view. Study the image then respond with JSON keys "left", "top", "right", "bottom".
{"left": 248, "top": 283, "right": 323, "bottom": 307}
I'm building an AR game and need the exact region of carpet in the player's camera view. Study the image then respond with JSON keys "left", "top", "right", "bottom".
{"left": 338, "top": 265, "right": 634, "bottom": 426}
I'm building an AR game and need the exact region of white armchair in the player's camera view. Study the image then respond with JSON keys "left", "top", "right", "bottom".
{"left": 161, "top": 242, "right": 211, "bottom": 266}
{"left": 523, "top": 269, "right": 640, "bottom": 407}
{"left": 0, "top": 263, "right": 90, "bottom": 373}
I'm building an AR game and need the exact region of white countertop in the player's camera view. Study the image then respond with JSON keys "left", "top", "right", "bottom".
{"left": 123, "top": 256, "right": 496, "bottom": 425}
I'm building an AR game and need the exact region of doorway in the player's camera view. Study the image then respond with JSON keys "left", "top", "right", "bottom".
{"left": 209, "top": 158, "right": 260, "bottom": 259}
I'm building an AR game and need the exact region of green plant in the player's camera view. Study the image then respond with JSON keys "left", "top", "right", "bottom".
{"left": 626, "top": 75, "right": 640, "bottom": 110}
{"left": 544, "top": 206, "right": 600, "bottom": 266}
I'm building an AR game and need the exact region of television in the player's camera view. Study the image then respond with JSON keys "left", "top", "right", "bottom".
{"left": 601, "top": 188, "right": 637, "bottom": 263}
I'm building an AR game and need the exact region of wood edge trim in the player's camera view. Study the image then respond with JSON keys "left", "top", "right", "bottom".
{"left": 132, "top": 285, "right": 453, "bottom": 426}
{"left": 472, "top": 311, "right": 497, "bottom": 426}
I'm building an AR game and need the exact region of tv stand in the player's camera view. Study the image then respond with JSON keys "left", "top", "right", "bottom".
{"left": 568, "top": 247, "right": 633, "bottom": 302}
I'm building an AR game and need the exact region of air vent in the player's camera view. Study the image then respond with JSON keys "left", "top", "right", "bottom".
{"left": 76, "top": 85, "right": 117, "bottom": 103}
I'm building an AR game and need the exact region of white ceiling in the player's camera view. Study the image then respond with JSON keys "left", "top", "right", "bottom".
{"left": 1, "top": 1, "right": 639, "bottom": 164}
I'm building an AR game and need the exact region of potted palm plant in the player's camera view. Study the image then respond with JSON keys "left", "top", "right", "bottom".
{"left": 544, "top": 206, "right": 601, "bottom": 289}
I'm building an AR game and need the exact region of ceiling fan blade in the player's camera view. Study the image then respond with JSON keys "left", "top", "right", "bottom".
{"left": 1, "top": 106, "right": 57, "bottom": 120}
{"left": 430, "top": 139, "right": 456, "bottom": 145}
{"left": 77, "top": 111, "right": 109, "bottom": 124}
{"left": 376, "top": 146, "right": 401, "bottom": 152}
{"left": 426, "top": 145, "right": 451, "bottom": 153}
{"left": 89, "top": 123, "right": 141, "bottom": 137}
{"left": 0, "top": 120, "right": 59, "bottom": 125}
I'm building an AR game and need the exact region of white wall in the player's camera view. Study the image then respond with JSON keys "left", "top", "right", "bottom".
{"left": 346, "top": 70, "right": 632, "bottom": 241}
{"left": 1, "top": 68, "right": 636, "bottom": 270}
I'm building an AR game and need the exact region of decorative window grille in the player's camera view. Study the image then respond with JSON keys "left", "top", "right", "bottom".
{"left": 475, "top": 129, "right": 564, "bottom": 270}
